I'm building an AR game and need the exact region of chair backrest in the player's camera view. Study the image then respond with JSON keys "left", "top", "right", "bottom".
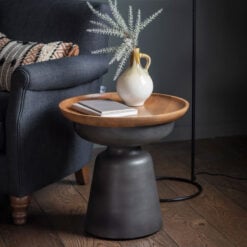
{"left": 0, "top": 0, "right": 108, "bottom": 53}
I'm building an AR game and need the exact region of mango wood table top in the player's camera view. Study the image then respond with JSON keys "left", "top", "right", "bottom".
{"left": 59, "top": 92, "right": 189, "bottom": 128}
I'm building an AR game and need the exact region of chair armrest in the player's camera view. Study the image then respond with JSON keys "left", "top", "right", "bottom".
{"left": 11, "top": 55, "right": 109, "bottom": 91}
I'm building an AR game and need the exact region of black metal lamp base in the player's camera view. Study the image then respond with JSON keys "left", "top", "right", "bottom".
{"left": 156, "top": 176, "right": 202, "bottom": 202}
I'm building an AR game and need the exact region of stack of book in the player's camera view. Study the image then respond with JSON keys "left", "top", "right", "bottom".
{"left": 71, "top": 99, "right": 138, "bottom": 117}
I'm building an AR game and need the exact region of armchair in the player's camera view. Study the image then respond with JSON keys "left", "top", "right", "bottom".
{"left": 0, "top": 0, "right": 109, "bottom": 224}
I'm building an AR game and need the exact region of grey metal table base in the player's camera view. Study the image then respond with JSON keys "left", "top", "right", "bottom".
{"left": 75, "top": 123, "right": 175, "bottom": 239}
{"left": 85, "top": 146, "right": 162, "bottom": 240}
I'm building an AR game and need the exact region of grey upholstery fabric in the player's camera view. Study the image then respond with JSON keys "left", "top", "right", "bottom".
{"left": 0, "top": 123, "right": 3, "bottom": 151}
{"left": 11, "top": 55, "right": 109, "bottom": 91}
{"left": 0, "top": 0, "right": 109, "bottom": 196}
{"left": 0, "top": 0, "right": 108, "bottom": 53}
{"left": 0, "top": 91, "right": 8, "bottom": 151}
{"left": 0, "top": 155, "right": 7, "bottom": 193}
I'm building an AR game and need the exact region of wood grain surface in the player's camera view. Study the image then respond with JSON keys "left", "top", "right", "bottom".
{"left": 0, "top": 136, "right": 246, "bottom": 247}
{"left": 0, "top": 198, "right": 63, "bottom": 247}
{"left": 0, "top": 236, "right": 6, "bottom": 247}
{"left": 59, "top": 93, "right": 189, "bottom": 127}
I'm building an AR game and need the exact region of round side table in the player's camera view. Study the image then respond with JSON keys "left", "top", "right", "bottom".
{"left": 59, "top": 93, "right": 189, "bottom": 240}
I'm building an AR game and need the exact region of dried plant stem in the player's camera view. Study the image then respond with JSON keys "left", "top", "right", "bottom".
{"left": 87, "top": 0, "right": 163, "bottom": 80}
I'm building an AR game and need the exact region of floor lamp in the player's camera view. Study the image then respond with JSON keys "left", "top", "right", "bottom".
{"left": 156, "top": 0, "right": 203, "bottom": 202}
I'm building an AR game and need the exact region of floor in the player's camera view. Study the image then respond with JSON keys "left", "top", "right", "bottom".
{"left": 0, "top": 136, "right": 246, "bottom": 247}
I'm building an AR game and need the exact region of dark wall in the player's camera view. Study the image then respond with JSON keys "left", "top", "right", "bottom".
{"left": 196, "top": 0, "right": 247, "bottom": 138}
{"left": 94, "top": 0, "right": 247, "bottom": 140}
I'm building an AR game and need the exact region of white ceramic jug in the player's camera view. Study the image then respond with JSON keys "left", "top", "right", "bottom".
{"left": 116, "top": 48, "right": 153, "bottom": 106}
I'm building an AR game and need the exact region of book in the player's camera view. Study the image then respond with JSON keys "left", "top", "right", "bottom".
{"left": 71, "top": 99, "right": 138, "bottom": 117}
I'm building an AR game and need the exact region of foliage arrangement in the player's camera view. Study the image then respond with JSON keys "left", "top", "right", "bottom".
{"left": 86, "top": 0, "right": 163, "bottom": 80}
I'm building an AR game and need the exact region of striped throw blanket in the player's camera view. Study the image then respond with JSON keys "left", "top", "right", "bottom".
{"left": 0, "top": 32, "right": 79, "bottom": 91}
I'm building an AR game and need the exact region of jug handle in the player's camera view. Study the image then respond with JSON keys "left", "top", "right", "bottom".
{"left": 140, "top": 53, "right": 151, "bottom": 71}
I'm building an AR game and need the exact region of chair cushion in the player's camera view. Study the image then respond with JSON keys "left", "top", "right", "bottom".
{"left": 0, "top": 91, "right": 9, "bottom": 151}
{"left": 0, "top": 32, "right": 79, "bottom": 91}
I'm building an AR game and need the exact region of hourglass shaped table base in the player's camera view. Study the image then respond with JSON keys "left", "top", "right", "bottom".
{"left": 74, "top": 123, "right": 175, "bottom": 239}
{"left": 85, "top": 146, "right": 162, "bottom": 239}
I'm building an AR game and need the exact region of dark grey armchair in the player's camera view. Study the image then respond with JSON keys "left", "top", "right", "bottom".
{"left": 0, "top": 0, "right": 109, "bottom": 224}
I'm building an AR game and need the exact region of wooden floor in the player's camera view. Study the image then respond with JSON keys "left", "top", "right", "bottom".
{"left": 0, "top": 136, "right": 246, "bottom": 247}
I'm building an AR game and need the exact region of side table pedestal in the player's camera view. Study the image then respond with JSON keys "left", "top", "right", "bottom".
{"left": 85, "top": 147, "right": 162, "bottom": 239}
{"left": 74, "top": 122, "right": 174, "bottom": 240}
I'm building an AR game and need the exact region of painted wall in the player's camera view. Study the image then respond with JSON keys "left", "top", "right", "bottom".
{"left": 91, "top": 0, "right": 247, "bottom": 140}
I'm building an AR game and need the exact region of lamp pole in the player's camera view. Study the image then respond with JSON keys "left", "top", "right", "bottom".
{"left": 191, "top": 0, "right": 197, "bottom": 182}
{"left": 157, "top": 0, "right": 202, "bottom": 202}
